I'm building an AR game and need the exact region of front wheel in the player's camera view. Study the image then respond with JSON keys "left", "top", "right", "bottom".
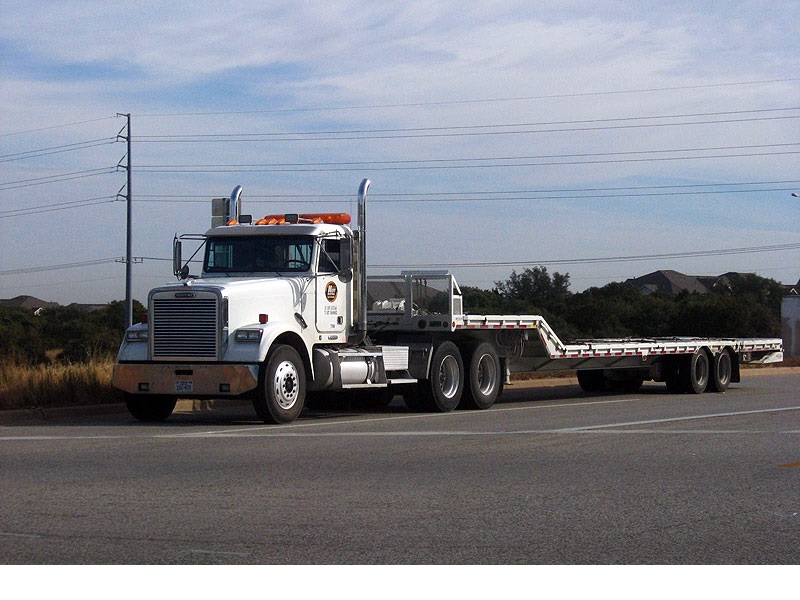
{"left": 125, "top": 394, "right": 177, "bottom": 422}
{"left": 254, "top": 345, "right": 306, "bottom": 424}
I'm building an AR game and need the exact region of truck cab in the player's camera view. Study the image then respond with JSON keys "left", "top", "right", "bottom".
{"left": 113, "top": 182, "right": 373, "bottom": 424}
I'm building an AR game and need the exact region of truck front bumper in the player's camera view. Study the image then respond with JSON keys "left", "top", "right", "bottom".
{"left": 113, "top": 363, "right": 260, "bottom": 397}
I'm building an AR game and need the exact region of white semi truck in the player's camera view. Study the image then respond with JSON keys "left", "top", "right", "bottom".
{"left": 112, "top": 179, "right": 784, "bottom": 423}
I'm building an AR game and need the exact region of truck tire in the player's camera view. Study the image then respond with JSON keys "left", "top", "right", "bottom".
{"left": 577, "top": 370, "right": 606, "bottom": 392}
{"left": 618, "top": 376, "right": 644, "bottom": 393}
{"left": 709, "top": 350, "right": 732, "bottom": 393}
{"left": 664, "top": 358, "right": 686, "bottom": 393}
{"left": 681, "top": 349, "right": 710, "bottom": 394}
{"left": 254, "top": 344, "right": 306, "bottom": 424}
{"left": 419, "top": 341, "right": 464, "bottom": 412}
{"left": 125, "top": 393, "right": 177, "bottom": 422}
{"left": 462, "top": 342, "right": 501, "bottom": 409}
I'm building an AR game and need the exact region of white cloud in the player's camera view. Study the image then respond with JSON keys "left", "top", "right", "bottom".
{"left": 1, "top": 1, "right": 798, "bottom": 303}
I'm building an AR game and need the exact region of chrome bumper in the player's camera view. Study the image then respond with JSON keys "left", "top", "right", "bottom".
{"left": 113, "top": 363, "right": 260, "bottom": 396}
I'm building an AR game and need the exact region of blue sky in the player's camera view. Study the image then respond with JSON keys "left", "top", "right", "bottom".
{"left": 1, "top": 1, "right": 798, "bottom": 305}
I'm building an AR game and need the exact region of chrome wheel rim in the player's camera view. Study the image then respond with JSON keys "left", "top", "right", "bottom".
{"left": 272, "top": 360, "right": 299, "bottom": 409}
{"left": 438, "top": 355, "right": 460, "bottom": 399}
{"left": 476, "top": 353, "right": 498, "bottom": 395}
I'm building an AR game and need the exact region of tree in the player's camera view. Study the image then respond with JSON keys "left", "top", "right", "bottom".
{"left": 494, "top": 267, "right": 571, "bottom": 313}
{"left": 0, "top": 306, "right": 47, "bottom": 364}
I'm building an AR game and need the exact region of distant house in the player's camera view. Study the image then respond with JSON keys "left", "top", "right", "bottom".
{"left": 627, "top": 270, "right": 799, "bottom": 297}
{"left": 626, "top": 270, "right": 709, "bottom": 295}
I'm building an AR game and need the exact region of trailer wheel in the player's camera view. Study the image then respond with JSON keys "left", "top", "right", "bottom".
{"left": 615, "top": 376, "right": 644, "bottom": 393}
{"left": 462, "top": 342, "right": 501, "bottom": 409}
{"left": 254, "top": 344, "right": 306, "bottom": 424}
{"left": 664, "top": 359, "right": 686, "bottom": 393}
{"left": 681, "top": 349, "right": 710, "bottom": 394}
{"left": 709, "top": 350, "right": 732, "bottom": 393}
{"left": 577, "top": 370, "right": 606, "bottom": 392}
{"left": 124, "top": 394, "right": 177, "bottom": 422}
{"left": 419, "top": 341, "right": 464, "bottom": 412}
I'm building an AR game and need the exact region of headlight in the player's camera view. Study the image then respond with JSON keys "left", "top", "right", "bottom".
{"left": 125, "top": 329, "right": 148, "bottom": 342}
{"left": 235, "top": 329, "right": 263, "bottom": 342}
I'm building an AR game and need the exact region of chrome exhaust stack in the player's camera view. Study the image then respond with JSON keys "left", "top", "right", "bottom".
{"left": 230, "top": 184, "right": 243, "bottom": 222}
{"left": 356, "top": 178, "right": 371, "bottom": 344}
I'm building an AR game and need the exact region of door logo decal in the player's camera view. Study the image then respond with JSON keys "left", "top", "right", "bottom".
{"left": 325, "top": 282, "right": 338, "bottom": 302}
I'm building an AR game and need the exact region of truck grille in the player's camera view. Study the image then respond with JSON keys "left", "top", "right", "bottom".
{"left": 152, "top": 296, "right": 219, "bottom": 360}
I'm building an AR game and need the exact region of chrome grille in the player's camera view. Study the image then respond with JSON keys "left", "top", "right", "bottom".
{"left": 152, "top": 297, "right": 219, "bottom": 359}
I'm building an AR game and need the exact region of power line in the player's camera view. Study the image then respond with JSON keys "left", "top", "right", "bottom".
{"left": 134, "top": 143, "right": 800, "bottom": 173}
{"left": 0, "top": 115, "right": 119, "bottom": 138}
{"left": 0, "top": 196, "right": 120, "bottom": 218}
{"left": 134, "top": 108, "right": 800, "bottom": 143}
{"left": 134, "top": 179, "right": 800, "bottom": 200}
{"left": 8, "top": 243, "right": 794, "bottom": 278}
{"left": 4, "top": 180, "right": 796, "bottom": 218}
{"left": 370, "top": 243, "right": 800, "bottom": 269}
{"left": 0, "top": 257, "right": 123, "bottom": 276}
{"left": 0, "top": 167, "right": 119, "bottom": 191}
{"left": 133, "top": 78, "right": 800, "bottom": 117}
{"left": 0, "top": 137, "right": 119, "bottom": 163}
{"left": 133, "top": 186, "right": 798, "bottom": 205}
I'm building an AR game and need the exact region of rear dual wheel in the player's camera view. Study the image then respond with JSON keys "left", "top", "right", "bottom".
{"left": 404, "top": 341, "right": 502, "bottom": 412}
{"left": 462, "top": 342, "right": 501, "bottom": 410}
{"left": 709, "top": 350, "right": 732, "bottom": 393}
{"left": 417, "top": 341, "right": 464, "bottom": 412}
{"left": 665, "top": 349, "right": 731, "bottom": 394}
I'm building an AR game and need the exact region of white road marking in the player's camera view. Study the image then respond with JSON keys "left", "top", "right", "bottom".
{"left": 1, "top": 402, "right": 798, "bottom": 441}
{"left": 186, "top": 549, "right": 250, "bottom": 557}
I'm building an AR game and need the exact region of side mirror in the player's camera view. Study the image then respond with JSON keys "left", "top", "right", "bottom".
{"left": 179, "top": 264, "right": 190, "bottom": 280}
{"left": 338, "top": 237, "right": 353, "bottom": 283}
{"left": 173, "top": 238, "right": 182, "bottom": 278}
{"left": 340, "top": 237, "right": 353, "bottom": 270}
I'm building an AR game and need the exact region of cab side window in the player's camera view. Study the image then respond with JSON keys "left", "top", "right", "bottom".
{"left": 319, "top": 239, "right": 341, "bottom": 273}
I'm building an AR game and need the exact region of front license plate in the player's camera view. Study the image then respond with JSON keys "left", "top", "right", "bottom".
{"left": 175, "top": 379, "right": 194, "bottom": 393}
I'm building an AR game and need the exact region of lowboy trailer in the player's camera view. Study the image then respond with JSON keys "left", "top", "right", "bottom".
{"left": 113, "top": 179, "right": 783, "bottom": 423}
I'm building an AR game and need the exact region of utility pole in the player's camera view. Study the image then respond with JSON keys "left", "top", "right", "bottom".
{"left": 117, "top": 113, "right": 133, "bottom": 328}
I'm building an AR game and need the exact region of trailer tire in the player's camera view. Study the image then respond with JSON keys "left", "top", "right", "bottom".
{"left": 254, "top": 344, "right": 306, "bottom": 424}
{"left": 681, "top": 349, "right": 710, "bottom": 394}
{"left": 124, "top": 394, "right": 177, "bottom": 422}
{"left": 419, "top": 341, "right": 464, "bottom": 412}
{"left": 709, "top": 350, "right": 732, "bottom": 393}
{"left": 614, "top": 376, "right": 644, "bottom": 393}
{"left": 462, "top": 342, "right": 501, "bottom": 409}
{"left": 664, "top": 359, "right": 686, "bottom": 393}
{"left": 577, "top": 370, "right": 606, "bottom": 392}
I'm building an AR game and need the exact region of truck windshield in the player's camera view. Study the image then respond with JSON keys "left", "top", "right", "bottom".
{"left": 204, "top": 235, "right": 314, "bottom": 274}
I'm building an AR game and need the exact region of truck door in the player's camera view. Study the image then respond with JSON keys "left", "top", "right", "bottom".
{"left": 316, "top": 238, "right": 348, "bottom": 339}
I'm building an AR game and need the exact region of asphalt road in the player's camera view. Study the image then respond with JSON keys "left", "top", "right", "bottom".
{"left": 1, "top": 373, "right": 798, "bottom": 565}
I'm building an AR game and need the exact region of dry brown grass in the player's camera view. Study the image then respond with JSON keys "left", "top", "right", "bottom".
{"left": 0, "top": 359, "right": 121, "bottom": 411}
{"left": 1, "top": 354, "right": 796, "bottom": 411}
